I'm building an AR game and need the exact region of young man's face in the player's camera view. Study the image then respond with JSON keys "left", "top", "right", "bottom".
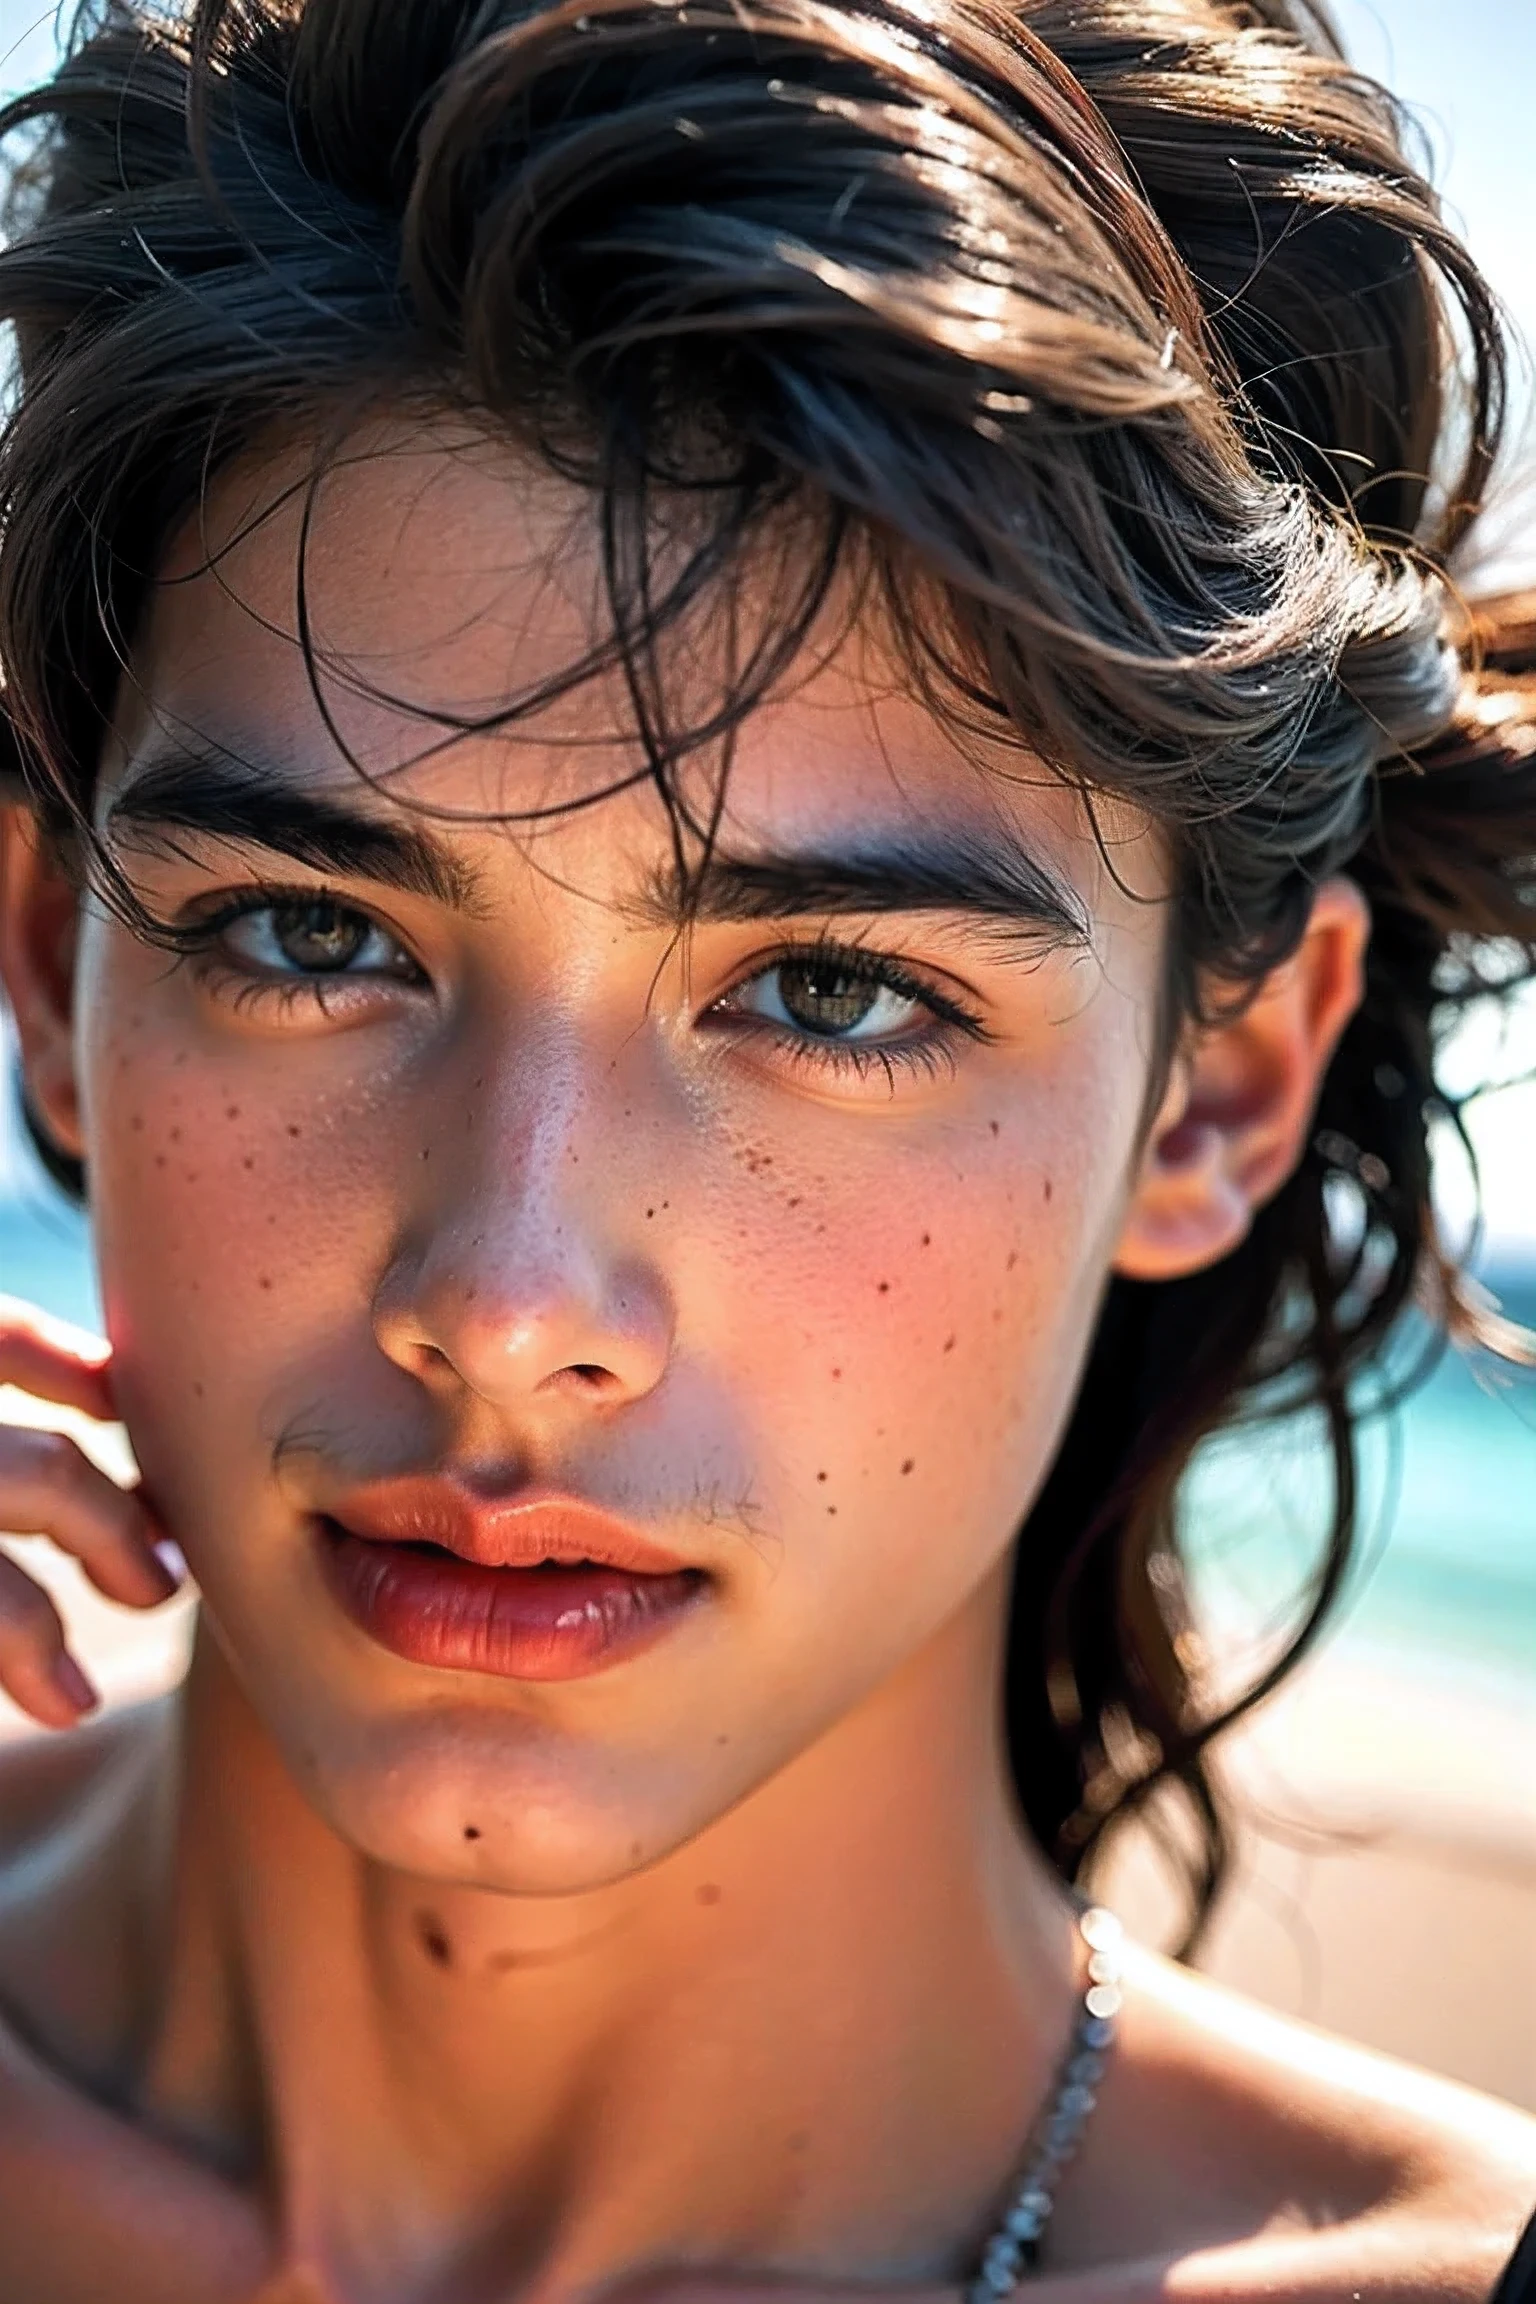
{"left": 9, "top": 426, "right": 1181, "bottom": 1887}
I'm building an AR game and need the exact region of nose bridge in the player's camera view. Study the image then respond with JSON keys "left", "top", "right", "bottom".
{"left": 375, "top": 1018, "right": 671, "bottom": 1408}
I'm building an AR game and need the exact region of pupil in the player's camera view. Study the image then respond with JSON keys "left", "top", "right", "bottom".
{"left": 778, "top": 962, "right": 878, "bottom": 1036}
{"left": 276, "top": 901, "right": 365, "bottom": 972}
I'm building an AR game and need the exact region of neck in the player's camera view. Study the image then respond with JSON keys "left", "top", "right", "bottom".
{"left": 137, "top": 1597, "right": 1078, "bottom": 2304}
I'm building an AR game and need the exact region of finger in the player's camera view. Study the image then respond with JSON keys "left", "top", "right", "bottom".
{"left": 0, "top": 1425, "right": 182, "bottom": 1608}
{"left": 0, "top": 1297, "right": 118, "bottom": 1423}
{"left": 0, "top": 1549, "right": 99, "bottom": 1728}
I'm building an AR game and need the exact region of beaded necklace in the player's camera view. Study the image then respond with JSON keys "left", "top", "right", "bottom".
{"left": 963, "top": 1904, "right": 1124, "bottom": 2299}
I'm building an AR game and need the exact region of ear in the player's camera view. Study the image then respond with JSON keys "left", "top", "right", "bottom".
{"left": 1114, "top": 878, "right": 1370, "bottom": 1282}
{"left": 0, "top": 803, "right": 86, "bottom": 1162}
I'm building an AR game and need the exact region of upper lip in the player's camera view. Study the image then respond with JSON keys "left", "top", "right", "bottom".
{"left": 323, "top": 1478, "right": 695, "bottom": 1576}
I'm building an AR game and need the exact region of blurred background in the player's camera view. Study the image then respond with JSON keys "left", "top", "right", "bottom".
{"left": 1, "top": 0, "right": 1533, "bottom": 2109}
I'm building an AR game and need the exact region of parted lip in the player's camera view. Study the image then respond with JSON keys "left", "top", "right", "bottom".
{"left": 322, "top": 1478, "right": 696, "bottom": 1578}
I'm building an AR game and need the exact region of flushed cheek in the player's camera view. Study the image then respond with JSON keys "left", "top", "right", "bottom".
{"left": 706, "top": 1119, "right": 1120, "bottom": 1600}
{"left": 77, "top": 965, "right": 410, "bottom": 1515}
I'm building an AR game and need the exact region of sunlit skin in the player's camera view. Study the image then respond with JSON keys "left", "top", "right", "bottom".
{"left": 0, "top": 427, "right": 1533, "bottom": 2303}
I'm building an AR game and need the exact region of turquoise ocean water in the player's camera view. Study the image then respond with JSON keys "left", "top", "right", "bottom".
{"left": 2, "top": 1167, "right": 1534, "bottom": 1711}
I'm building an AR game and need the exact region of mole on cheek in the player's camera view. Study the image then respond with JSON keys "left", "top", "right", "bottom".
{"left": 463, "top": 1824, "right": 481, "bottom": 1841}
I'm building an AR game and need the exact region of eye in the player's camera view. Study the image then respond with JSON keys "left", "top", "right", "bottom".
{"left": 710, "top": 939, "right": 990, "bottom": 1086}
{"left": 218, "top": 897, "right": 419, "bottom": 980}
{"left": 733, "top": 954, "right": 928, "bottom": 1043}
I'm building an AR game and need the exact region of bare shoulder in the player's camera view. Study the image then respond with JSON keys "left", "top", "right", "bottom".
{"left": 0, "top": 1699, "right": 167, "bottom": 1880}
{"left": 0, "top": 1701, "right": 175, "bottom": 2084}
{"left": 1060, "top": 1943, "right": 1536, "bottom": 2300}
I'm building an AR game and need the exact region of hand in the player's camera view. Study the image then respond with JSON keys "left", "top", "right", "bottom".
{"left": 0, "top": 1296, "right": 184, "bottom": 1728}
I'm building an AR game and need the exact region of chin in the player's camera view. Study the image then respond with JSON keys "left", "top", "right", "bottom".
{"left": 271, "top": 1696, "right": 740, "bottom": 1895}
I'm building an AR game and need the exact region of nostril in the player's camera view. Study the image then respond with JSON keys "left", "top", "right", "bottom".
{"left": 566, "top": 1362, "right": 617, "bottom": 1391}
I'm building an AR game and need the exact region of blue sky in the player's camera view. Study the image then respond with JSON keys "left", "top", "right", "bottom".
{"left": 3, "top": 0, "right": 1535, "bottom": 1244}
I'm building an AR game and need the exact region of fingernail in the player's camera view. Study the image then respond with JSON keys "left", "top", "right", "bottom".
{"left": 152, "top": 1537, "right": 189, "bottom": 1587}
{"left": 52, "top": 1654, "right": 99, "bottom": 1714}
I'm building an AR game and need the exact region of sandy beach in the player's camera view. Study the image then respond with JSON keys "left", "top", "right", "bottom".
{"left": 3, "top": 1380, "right": 1533, "bottom": 2114}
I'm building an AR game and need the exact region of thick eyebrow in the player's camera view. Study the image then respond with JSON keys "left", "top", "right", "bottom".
{"left": 633, "top": 827, "right": 1092, "bottom": 950}
{"left": 104, "top": 744, "right": 480, "bottom": 912}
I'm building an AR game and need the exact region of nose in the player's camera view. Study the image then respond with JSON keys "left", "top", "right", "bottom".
{"left": 371, "top": 1059, "right": 673, "bottom": 1420}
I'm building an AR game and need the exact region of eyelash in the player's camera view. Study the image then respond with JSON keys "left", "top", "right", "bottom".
{"left": 171, "top": 890, "right": 991, "bottom": 1079}
{"left": 169, "top": 885, "right": 424, "bottom": 1012}
{"left": 710, "top": 935, "right": 991, "bottom": 1084}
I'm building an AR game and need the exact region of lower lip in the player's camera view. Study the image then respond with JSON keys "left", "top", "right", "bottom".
{"left": 318, "top": 1525, "right": 707, "bottom": 1681}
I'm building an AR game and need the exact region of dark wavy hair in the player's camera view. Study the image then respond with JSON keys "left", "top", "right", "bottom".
{"left": 2, "top": 0, "right": 1534, "bottom": 1945}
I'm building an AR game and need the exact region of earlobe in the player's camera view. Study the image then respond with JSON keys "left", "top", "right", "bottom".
{"left": 1113, "top": 878, "right": 1370, "bottom": 1284}
{"left": 0, "top": 803, "right": 86, "bottom": 1162}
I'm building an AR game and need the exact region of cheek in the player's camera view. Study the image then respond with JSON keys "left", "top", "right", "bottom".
{"left": 696, "top": 1049, "right": 1141, "bottom": 1582}
{"left": 75, "top": 938, "right": 406, "bottom": 1501}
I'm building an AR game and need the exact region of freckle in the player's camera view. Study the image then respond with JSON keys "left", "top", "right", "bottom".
{"left": 1043, "top": 1178, "right": 1053, "bottom": 1202}
{"left": 921, "top": 1232, "right": 930, "bottom": 1246}
{"left": 662, "top": 1201, "right": 669, "bottom": 1209}
{"left": 715, "top": 1733, "right": 729, "bottom": 1746}
{"left": 192, "top": 1381, "right": 204, "bottom": 1398}
{"left": 243, "top": 1155, "right": 256, "bottom": 1170}
{"left": 629, "top": 1840, "right": 642, "bottom": 1860}
{"left": 463, "top": 1825, "right": 481, "bottom": 1841}
{"left": 130, "top": 1114, "right": 144, "bottom": 1132}
{"left": 465, "top": 1285, "right": 478, "bottom": 1303}
{"left": 816, "top": 1470, "right": 828, "bottom": 1482}
{"left": 169, "top": 1125, "right": 182, "bottom": 1143}
{"left": 259, "top": 1276, "right": 273, "bottom": 1291}
{"left": 415, "top": 1912, "right": 451, "bottom": 1968}
{"left": 877, "top": 1280, "right": 889, "bottom": 1294}
{"left": 287, "top": 1124, "right": 301, "bottom": 1138}
{"left": 826, "top": 1505, "right": 837, "bottom": 1516}
{"left": 646, "top": 1208, "right": 654, "bottom": 1219}
{"left": 154, "top": 1153, "right": 166, "bottom": 1168}
{"left": 1006, "top": 1251, "right": 1018, "bottom": 1271}
{"left": 943, "top": 1334, "right": 956, "bottom": 1352}
{"left": 831, "top": 1367, "right": 841, "bottom": 1380}
{"left": 696, "top": 1883, "right": 723, "bottom": 1906}
{"left": 901, "top": 1458, "right": 914, "bottom": 1475}
{"left": 420, "top": 1147, "right": 430, "bottom": 1162}
{"left": 989, "top": 1120, "right": 999, "bottom": 1136}
{"left": 225, "top": 1105, "right": 240, "bottom": 1120}
{"left": 787, "top": 2130, "right": 810, "bottom": 2154}
{"left": 787, "top": 1196, "right": 801, "bottom": 1209}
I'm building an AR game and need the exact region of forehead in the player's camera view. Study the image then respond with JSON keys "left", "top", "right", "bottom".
{"left": 113, "top": 414, "right": 1164, "bottom": 905}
